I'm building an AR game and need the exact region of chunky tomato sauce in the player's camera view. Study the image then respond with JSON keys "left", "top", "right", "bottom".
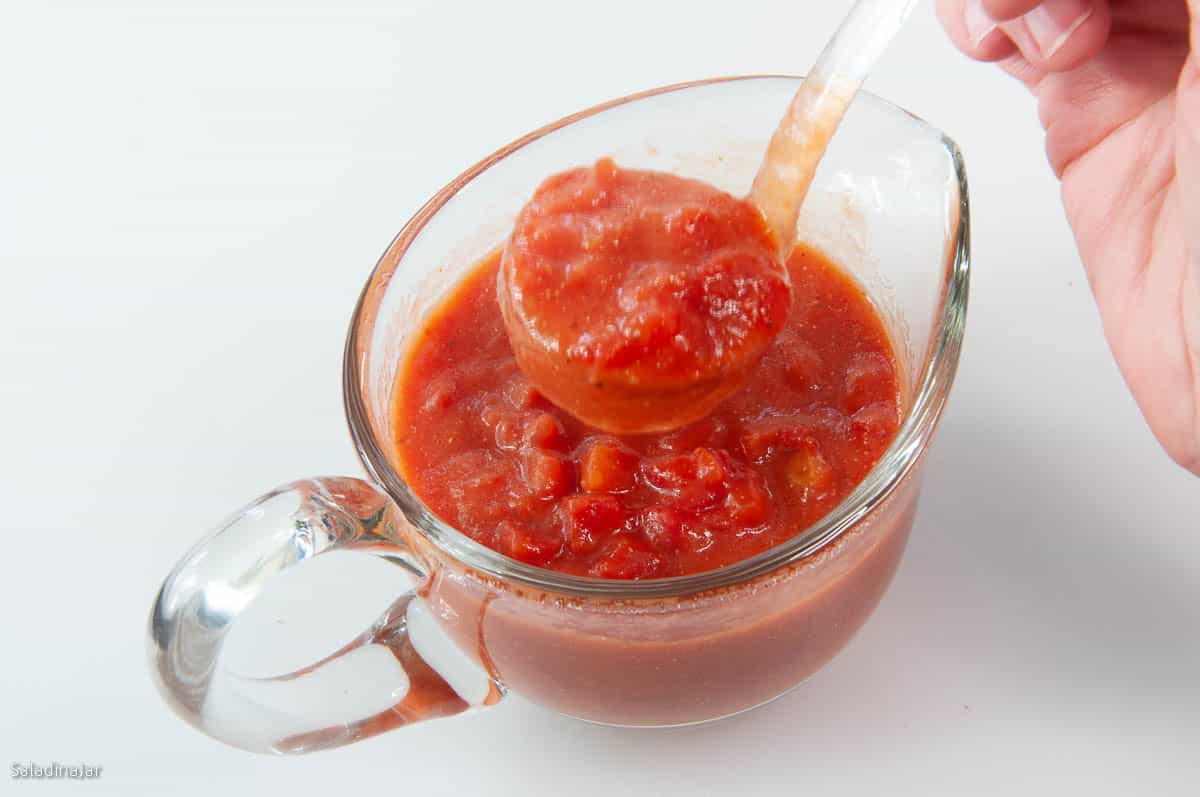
{"left": 498, "top": 158, "right": 791, "bottom": 433}
{"left": 394, "top": 243, "right": 900, "bottom": 579}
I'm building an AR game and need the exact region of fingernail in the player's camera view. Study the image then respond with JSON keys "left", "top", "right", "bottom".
{"left": 1024, "top": 0, "right": 1093, "bottom": 58}
{"left": 964, "top": 0, "right": 998, "bottom": 47}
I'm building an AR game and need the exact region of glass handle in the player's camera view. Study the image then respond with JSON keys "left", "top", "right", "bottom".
{"left": 147, "top": 477, "right": 503, "bottom": 754}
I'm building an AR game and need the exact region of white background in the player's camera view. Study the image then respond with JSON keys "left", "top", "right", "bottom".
{"left": 2, "top": 0, "right": 1198, "bottom": 794}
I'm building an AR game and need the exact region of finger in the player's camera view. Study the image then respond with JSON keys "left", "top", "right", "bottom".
{"left": 980, "top": 0, "right": 1043, "bottom": 21}
{"left": 936, "top": 0, "right": 1018, "bottom": 62}
{"left": 998, "top": 52, "right": 1044, "bottom": 90}
{"left": 998, "top": 0, "right": 1111, "bottom": 72}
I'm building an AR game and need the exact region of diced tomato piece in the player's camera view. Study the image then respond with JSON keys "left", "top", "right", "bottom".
{"left": 496, "top": 521, "right": 562, "bottom": 566}
{"left": 738, "top": 409, "right": 844, "bottom": 463}
{"left": 520, "top": 449, "right": 573, "bottom": 501}
{"left": 523, "top": 412, "right": 566, "bottom": 450}
{"left": 442, "top": 452, "right": 519, "bottom": 528}
{"left": 722, "top": 476, "right": 771, "bottom": 527}
{"left": 642, "top": 449, "right": 707, "bottom": 492}
{"left": 638, "top": 506, "right": 688, "bottom": 554}
{"left": 560, "top": 494, "right": 625, "bottom": 556}
{"left": 642, "top": 454, "right": 686, "bottom": 493}
{"left": 643, "top": 448, "right": 735, "bottom": 511}
{"left": 849, "top": 401, "right": 899, "bottom": 447}
{"left": 785, "top": 444, "right": 835, "bottom": 500}
{"left": 738, "top": 422, "right": 782, "bottom": 463}
{"left": 442, "top": 451, "right": 511, "bottom": 495}
{"left": 693, "top": 448, "right": 726, "bottom": 487}
{"left": 843, "top": 351, "right": 893, "bottom": 414}
{"left": 588, "top": 535, "right": 665, "bottom": 579}
{"left": 580, "top": 438, "right": 638, "bottom": 493}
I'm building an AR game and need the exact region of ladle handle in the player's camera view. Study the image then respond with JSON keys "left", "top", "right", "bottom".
{"left": 751, "top": 0, "right": 921, "bottom": 246}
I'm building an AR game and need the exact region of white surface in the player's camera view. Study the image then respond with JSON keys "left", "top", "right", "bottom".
{"left": 2, "top": 0, "right": 1198, "bottom": 794}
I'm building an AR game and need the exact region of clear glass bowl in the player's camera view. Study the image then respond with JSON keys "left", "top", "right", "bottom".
{"left": 149, "top": 76, "right": 969, "bottom": 754}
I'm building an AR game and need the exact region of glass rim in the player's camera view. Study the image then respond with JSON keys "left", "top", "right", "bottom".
{"left": 342, "top": 74, "right": 970, "bottom": 600}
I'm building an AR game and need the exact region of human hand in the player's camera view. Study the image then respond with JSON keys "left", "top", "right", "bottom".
{"left": 936, "top": 0, "right": 1200, "bottom": 474}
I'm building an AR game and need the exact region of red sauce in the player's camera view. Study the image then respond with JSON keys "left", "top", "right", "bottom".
{"left": 498, "top": 158, "right": 791, "bottom": 433}
{"left": 394, "top": 244, "right": 900, "bottom": 578}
